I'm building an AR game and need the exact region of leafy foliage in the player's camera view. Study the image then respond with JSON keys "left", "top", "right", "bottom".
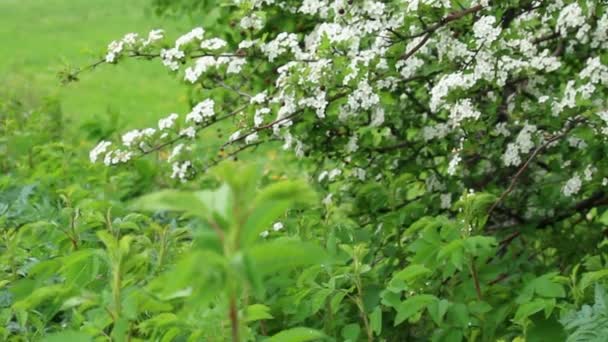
{"left": 562, "top": 285, "right": 608, "bottom": 342}
{"left": 4, "top": 0, "right": 608, "bottom": 341}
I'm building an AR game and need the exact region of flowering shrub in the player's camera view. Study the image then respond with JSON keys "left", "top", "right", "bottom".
{"left": 41, "top": 0, "right": 608, "bottom": 340}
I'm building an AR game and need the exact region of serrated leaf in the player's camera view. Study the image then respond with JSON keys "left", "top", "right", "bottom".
{"left": 394, "top": 294, "right": 436, "bottom": 326}
{"left": 266, "top": 327, "right": 325, "bottom": 342}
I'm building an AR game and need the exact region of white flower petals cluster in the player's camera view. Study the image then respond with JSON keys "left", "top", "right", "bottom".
{"left": 346, "top": 79, "right": 379, "bottom": 112}
{"left": 171, "top": 161, "right": 192, "bottom": 182}
{"left": 186, "top": 99, "right": 215, "bottom": 123}
{"left": 503, "top": 124, "right": 537, "bottom": 167}
{"left": 95, "top": 0, "right": 608, "bottom": 206}
{"left": 176, "top": 27, "right": 205, "bottom": 48}
{"left": 200, "top": 38, "right": 227, "bottom": 50}
{"left": 298, "top": 90, "right": 328, "bottom": 119}
{"left": 105, "top": 30, "right": 164, "bottom": 63}
{"left": 447, "top": 154, "right": 461, "bottom": 176}
{"left": 160, "top": 48, "right": 185, "bottom": 71}
{"left": 103, "top": 150, "right": 133, "bottom": 166}
{"left": 158, "top": 113, "right": 179, "bottom": 130}
{"left": 449, "top": 99, "right": 481, "bottom": 127}
{"left": 318, "top": 168, "right": 342, "bottom": 182}
{"left": 90, "top": 141, "right": 111, "bottom": 163}
{"left": 580, "top": 57, "right": 608, "bottom": 86}
{"left": 556, "top": 3, "right": 589, "bottom": 39}
{"left": 240, "top": 14, "right": 264, "bottom": 31}
{"left": 259, "top": 221, "right": 285, "bottom": 238}
{"left": 121, "top": 128, "right": 156, "bottom": 148}
{"left": 473, "top": 16, "right": 501, "bottom": 46}
{"left": 562, "top": 174, "right": 582, "bottom": 197}
{"left": 261, "top": 33, "right": 302, "bottom": 62}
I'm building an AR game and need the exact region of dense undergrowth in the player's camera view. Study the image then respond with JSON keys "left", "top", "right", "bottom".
{"left": 4, "top": 0, "right": 608, "bottom": 341}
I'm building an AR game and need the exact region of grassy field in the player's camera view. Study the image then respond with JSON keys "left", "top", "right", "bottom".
{"left": 0, "top": 0, "right": 193, "bottom": 129}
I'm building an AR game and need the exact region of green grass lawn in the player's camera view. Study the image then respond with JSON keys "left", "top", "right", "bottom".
{"left": 0, "top": 0, "right": 192, "bottom": 129}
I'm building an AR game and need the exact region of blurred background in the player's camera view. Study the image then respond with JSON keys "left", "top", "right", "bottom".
{"left": 0, "top": 0, "right": 193, "bottom": 130}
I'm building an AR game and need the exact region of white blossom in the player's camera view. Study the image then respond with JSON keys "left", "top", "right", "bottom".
{"left": 272, "top": 222, "right": 284, "bottom": 231}
{"left": 562, "top": 174, "right": 582, "bottom": 197}
{"left": 158, "top": 113, "right": 179, "bottom": 130}
{"left": 90, "top": 141, "right": 111, "bottom": 163}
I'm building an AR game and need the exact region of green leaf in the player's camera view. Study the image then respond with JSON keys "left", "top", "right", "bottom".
{"left": 130, "top": 189, "right": 209, "bottom": 215}
{"left": 341, "top": 323, "right": 360, "bottom": 341}
{"left": 245, "top": 304, "right": 274, "bottom": 322}
{"left": 394, "top": 294, "right": 437, "bottom": 326}
{"left": 130, "top": 184, "right": 232, "bottom": 222}
{"left": 252, "top": 180, "right": 316, "bottom": 209}
{"left": 427, "top": 299, "right": 450, "bottom": 325}
{"left": 447, "top": 303, "right": 470, "bottom": 328}
{"left": 247, "top": 239, "right": 327, "bottom": 276}
{"left": 42, "top": 331, "right": 93, "bottom": 342}
{"left": 437, "top": 240, "right": 464, "bottom": 270}
{"left": 392, "top": 264, "right": 432, "bottom": 283}
{"left": 241, "top": 199, "right": 292, "bottom": 247}
{"left": 266, "top": 327, "right": 325, "bottom": 342}
{"left": 370, "top": 306, "right": 382, "bottom": 335}
{"left": 580, "top": 270, "right": 608, "bottom": 292}
{"left": 514, "top": 299, "right": 554, "bottom": 325}
{"left": 526, "top": 313, "right": 566, "bottom": 342}
{"left": 310, "top": 288, "right": 332, "bottom": 315}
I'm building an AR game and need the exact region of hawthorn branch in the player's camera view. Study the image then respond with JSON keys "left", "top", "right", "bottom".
{"left": 487, "top": 118, "right": 583, "bottom": 217}
{"left": 399, "top": 4, "right": 484, "bottom": 61}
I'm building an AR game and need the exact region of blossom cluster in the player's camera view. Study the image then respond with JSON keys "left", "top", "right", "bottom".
{"left": 91, "top": 0, "right": 608, "bottom": 223}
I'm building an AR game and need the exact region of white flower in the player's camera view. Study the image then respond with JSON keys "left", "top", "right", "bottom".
{"left": 449, "top": 99, "right": 481, "bottom": 127}
{"left": 272, "top": 222, "right": 284, "bottom": 231}
{"left": 583, "top": 165, "right": 596, "bottom": 181}
{"left": 250, "top": 91, "right": 268, "bottom": 104}
{"left": 347, "top": 79, "right": 379, "bottom": 112}
{"left": 562, "top": 174, "right": 582, "bottom": 197}
{"left": 238, "top": 39, "right": 258, "bottom": 49}
{"left": 328, "top": 168, "right": 342, "bottom": 181}
{"left": 245, "top": 132, "right": 259, "bottom": 144}
{"left": 227, "top": 58, "right": 247, "bottom": 74}
{"left": 122, "top": 130, "right": 142, "bottom": 147}
{"left": 200, "top": 38, "right": 227, "bottom": 50}
{"left": 557, "top": 3, "right": 586, "bottom": 36}
{"left": 370, "top": 107, "right": 385, "bottom": 127}
{"left": 90, "top": 141, "right": 111, "bottom": 163}
{"left": 158, "top": 113, "right": 179, "bottom": 130}
{"left": 142, "top": 29, "right": 164, "bottom": 46}
{"left": 186, "top": 99, "right": 215, "bottom": 123}
{"left": 240, "top": 14, "right": 264, "bottom": 30}
{"left": 254, "top": 108, "right": 270, "bottom": 127}
{"left": 184, "top": 56, "right": 218, "bottom": 83}
{"left": 180, "top": 127, "right": 196, "bottom": 138}
{"left": 105, "top": 40, "right": 123, "bottom": 63}
{"left": 353, "top": 168, "right": 366, "bottom": 180}
{"left": 160, "top": 48, "right": 185, "bottom": 71}
{"left": 345, "top": 135, "right": 358, "bottom": 153}
{"left": 168, "top": 144, "right": 184, "bottom": 162}
{"left": 228, "top": 130, "right": 241, "bottom": 143}
{"left": 176, "top": 27, "right": 204, "bottom": 48}
{"left": 322, "top": 193, "right": 333, "bottom": 206}
{"left": 473, "top": 16, "right": 501, "bottom": 45}
{"left": 440, "top": 193, "right": 452, "bottom": 209}
{"left": 171, "top": 161, "right": 192, "bottom": 182}
{"left": 259, "top": 230, "right": 269, "bottom": 238}
{"left": 447, "top": 154, "right": 461, "bottom": 176}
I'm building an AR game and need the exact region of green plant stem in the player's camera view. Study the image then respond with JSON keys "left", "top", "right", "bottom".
{"left": 469, "top": 260, "right": 482, "bottom": 300}
{"left": 354, "top": 273, "right": 373, "bottom": 341}
{"left": 229, "top": 294, "right": 240, "bottom": 342}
